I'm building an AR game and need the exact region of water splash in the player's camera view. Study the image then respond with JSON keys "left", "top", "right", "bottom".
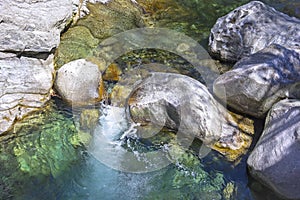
{"left": 88, "top": 103, "right": 171, "bottom": 173}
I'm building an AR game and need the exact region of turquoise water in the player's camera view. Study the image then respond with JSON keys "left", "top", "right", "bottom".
{"left": 1, "top": 0, "right": 299, "bottom": 199}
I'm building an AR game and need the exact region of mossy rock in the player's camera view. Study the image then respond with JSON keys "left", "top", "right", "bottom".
{"left": 54, "top": 26, "right": 100, "bottom": 69}
{"left": 11, "top": 101, "right": 89, "bottom": 177}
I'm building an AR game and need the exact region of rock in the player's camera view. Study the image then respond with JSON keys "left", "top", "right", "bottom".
{"left": 208, "top": 1, "right": 300, "bottom": 62}
{"left": 0, "top": 0, "right": 73, "bottom": 135}
{"left": 10, "top": 100, "right": 83, "bottom": 177}
{"left": 79, "top": 109, "right": 100, "bottom": 131}
{"left": 103, "top": 63, "right": 122, "bottom": 81}
{"left": 54, "top": 25, "right": 100, "bottom": 69}
{"left": 127, "top": 72, "right": 253, "bottom": 160}
{"left": 213, "top": 44, "right": 300, "bottom": 118}
{"left": 75, "top": 0, "right": 144, "bottom": 39}
{"left": 0, "top": 54, "right": 54, "bottom": 134}
{"left": 0, "top": 0, "right": 73, "bottom": 53}
{"left": 247, "top": 99, "right": 300, "bottom": 199}
{"left": 56, "top": 0, "right": 145, "bottom": 68}
{"left": 54, "top": 59, "right": 105, "bottom": 105}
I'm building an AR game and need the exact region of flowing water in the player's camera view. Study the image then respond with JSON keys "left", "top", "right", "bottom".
{"left": 1, "top": 0, "right": 299, "bottom": 199}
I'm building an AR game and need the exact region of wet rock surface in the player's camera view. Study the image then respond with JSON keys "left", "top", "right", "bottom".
{"left": 208, "top": 1, "right": 300, "bottom": 62}
{"left": 213, "top": 44, "right": 300, "bottom": 118}
{"left": 127, "top": 72, "right": 253, "bottom": 159}
{"left": 247, "top": 99, "right": 300, "bottom": 199}
{"left": 55, "top": 59, "right": 104, "bottom": 105}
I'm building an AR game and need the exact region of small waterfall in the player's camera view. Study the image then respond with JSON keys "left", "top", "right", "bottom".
{"left": 88, "top": 104, "right": 171, "bottom": 173}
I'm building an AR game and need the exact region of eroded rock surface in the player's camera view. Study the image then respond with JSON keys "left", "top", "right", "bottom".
{"left": 0, "top": 0, "right": 73, "bottom": 134}
{"left": 55, "top": 59, "right": 104, "bottom": 105}
{"left": 127, "top": 72, "right": 253, "bottom": 160}
{"left": 247, "top": 99, "right": 300, "bottom": 199}
{"left": 0, "top": 0, "right": 73, "bottom": 53}
{"left": 0, "top": 54, "right": 54, "bottom": 134}
{"left": 208, "top": 1, "right": 300, "bottom": 62}
{"left": 214, "top": 44, "right": 300, "bottom": 118}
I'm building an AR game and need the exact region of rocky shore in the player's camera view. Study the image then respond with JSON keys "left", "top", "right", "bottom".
{"left": 1, "top": 0, "right": 300, "bottom": 199}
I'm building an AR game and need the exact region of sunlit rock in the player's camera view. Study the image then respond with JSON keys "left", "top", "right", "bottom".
{"left": 103, "top": 63, "right": 123, "bottom": 81}
{"left": 127, "top": 72, "right": 253, "bottom": 160}
{"left": 209, "top": 1, "right": 300, "bottom": 62}
{"left": 0, "top": 0, "right": 72, "bottom": 53}
{"left": 0, "top": 54, "right": 54, "bottom": 135}
{"left": 55, "top": 59, "right": 105, "bottom": 105}
{"left": 247, "top": 99, "right": 300, "bottom": 199}
{"left": 214, "top": 44, "right": 300, "bottom": 118}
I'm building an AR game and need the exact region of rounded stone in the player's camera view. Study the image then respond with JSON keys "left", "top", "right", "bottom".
{"left": 55, "top": 59, "right": 104, "bottom": 105}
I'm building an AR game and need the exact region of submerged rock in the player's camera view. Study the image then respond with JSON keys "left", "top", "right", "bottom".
{"left": 10, "top": 100, "right": 85, "bottom": 178}
{"left": 0, "top": 54, "right": 54, "bottom": 135}
{"left": 247, "top": 99, "right": 300, "bottom": 199}
{"left": 214, "top": 44, "right": 300, "bottom": 118}
{"left": 55, "top": 59, "right": 105, "bottom": 105}
{"left": 208, "top": 1, "right": 300, "bottom": 62}
{"left": 127, "top": 72, "right": 253, "bottom": 160}
{"left": 56, "top": 0, "right": 145, "bottom": 69}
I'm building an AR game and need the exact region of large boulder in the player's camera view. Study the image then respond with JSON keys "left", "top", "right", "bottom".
{"left": 247, "top": 99, "right": 300, "bottom": 199}
{"left": 0, "top": 53, "right": 54, "bottom": 134}
{"left": 55, "top": 59, "right": 104, "bottom": 105}
{"left": 208, "top": 1, "right": 300, "bottom": 62}
{"left": 126, "top": 72, "right": 253, "bottom": 159}
{"left": 0, "top": 0, "right": 73, "bottom": 53}
{"left": 214, "top": 44, "right": 300, "bottom": 118}
{"left": 0, "top": 0, "right": 73, "bottom": 135}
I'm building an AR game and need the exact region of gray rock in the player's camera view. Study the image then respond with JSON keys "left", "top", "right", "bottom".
{"left": 127, "top": 72, "right": 251, "bottom": 150}
{"left": 0, "top": 54, "right": 54, "bottom": 134}
{"left": 55, "top": 59, "right": 104, "bottom": 105}
{"left": 0, "top": 0, "right": 73, "bottom": 53}
{"left": 208, "top": 1, "right": 300, "bottom": 62}
{"left": 247, "top": 99, "right": 300, "bottom": 199}
{"left": 214, "top": 44, "right": 300, "bottom": 118}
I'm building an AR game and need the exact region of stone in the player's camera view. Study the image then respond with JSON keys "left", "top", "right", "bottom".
{"left": 0, "top": 0, "right": 73, "bottom": 53}
{"left": 0, "top": 54, "right": 54, "bottom": 134}
{"left": 126, "top": 72, "right": 253, "bottom": 160}
{"left": 213, "top": 44, "right": 300, "bottom": 118}
{"left": 54, "top": 59, "right": 105, "bottom": 105}
{"left": 102, "top": 63, "right": 122, "bottom": 81}
{"left": 208, "top": 1, "right": 300, "bottom": 62}
{"left": 75, "top": 0, "right": 144, "bottom": 40}
{"left": 56, "top": 0, "right": 145, "bottom": 69}
{"left": 247, "top": 99, "right": 300, "bottom": 199}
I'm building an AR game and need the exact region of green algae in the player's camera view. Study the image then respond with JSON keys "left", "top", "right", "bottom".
{"left": 54, "top": 25, "right": 100, "bottom": 69}
{"left": 9, "top": 100, "right": 89, "bottom": 178}
{"left": 54, "top": 0, "right": 145, "bottom": 70}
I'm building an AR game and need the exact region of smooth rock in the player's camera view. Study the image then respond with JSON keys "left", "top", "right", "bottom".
{"left": 214, "top": 44, "right": 300, "bottom": 118}
{"left": 247, "top": 99, "right": 300, "bottom": 199}
{"left": 208, "top": 1, "right": 300, "bottom": 62}
{"left": 0, "top": 54, "right": 54, "bottom": 134}
{"left": 127, "top": 72, "right": 253, "bottom": 159}
{"left": 0, "top": 0, "right": 73, "bottom": 53}
{"left": 55, "top": 59, "right": 104, "bottom": 105}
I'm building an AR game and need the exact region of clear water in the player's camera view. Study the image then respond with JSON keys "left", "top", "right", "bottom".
{"left": 1, "top": 0, "right": 299, "bottom": 199}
